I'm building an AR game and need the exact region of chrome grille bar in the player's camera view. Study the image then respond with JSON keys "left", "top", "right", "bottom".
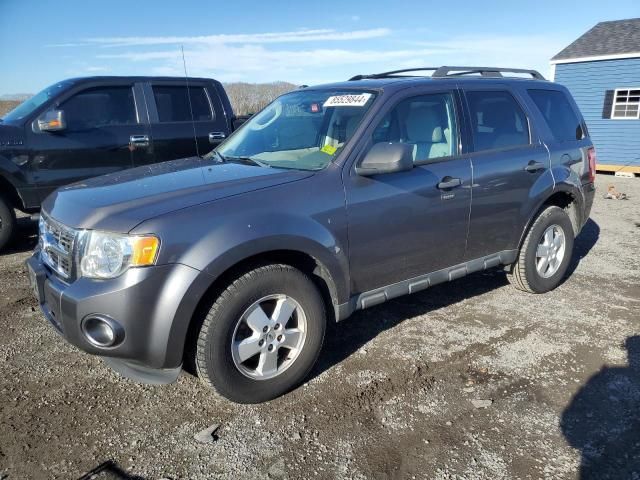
{"left": 39, "top": 214, "right": 78, "bottom": 279}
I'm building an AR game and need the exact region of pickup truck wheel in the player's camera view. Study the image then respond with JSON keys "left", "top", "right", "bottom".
{"left": 195, "top": 264, "right": 326, "bottom": 403}
{"left": 0, "top": 196, "right": 16, "bottom": 252}
{"left": 508, "top": 205, "right": 575, "bottom": 293}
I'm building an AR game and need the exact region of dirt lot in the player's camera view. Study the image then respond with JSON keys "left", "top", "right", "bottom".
{"left": 0, "top": 174, "right": 638, "bottom": 480}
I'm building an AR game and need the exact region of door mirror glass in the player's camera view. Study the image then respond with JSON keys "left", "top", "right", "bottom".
{"left": 38, "top": 110, "right": 66, "bottom": 132}
{"left": 356, "top": 142, "right": 414, "bottom": 176}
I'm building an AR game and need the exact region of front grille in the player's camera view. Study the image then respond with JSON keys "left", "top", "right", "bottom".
{"left": 40, "top": 214, "right": 78, "bottom": 279}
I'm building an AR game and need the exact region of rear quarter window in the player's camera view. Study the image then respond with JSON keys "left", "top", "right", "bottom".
{"left": 528, "top": 89, "right": 584, "bottom": 143}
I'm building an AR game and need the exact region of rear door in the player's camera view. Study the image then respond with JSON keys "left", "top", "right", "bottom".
{"left": 26, "top": 81, "right": 152, "bottom": 201}
{"left": 461, "top": 86, "right": 552, "bottom": 260}
{"left": 344, "top": 87, "right": 472, "bottom": 294}
{"left": 142, "top": 81, "right": 228, "bottom": 164}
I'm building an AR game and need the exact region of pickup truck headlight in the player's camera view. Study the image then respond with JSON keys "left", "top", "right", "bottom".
{"left": 79, "top": 231, "right": 160, "bottom": 279}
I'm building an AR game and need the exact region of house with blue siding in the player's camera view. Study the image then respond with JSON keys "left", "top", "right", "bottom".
{"left": 551, "top": 18, "right": 640, "bottom": 174}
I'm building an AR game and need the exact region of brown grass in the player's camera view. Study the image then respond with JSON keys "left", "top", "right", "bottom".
{"left": 0, "top": 100, "right": 20, "bottom": 117}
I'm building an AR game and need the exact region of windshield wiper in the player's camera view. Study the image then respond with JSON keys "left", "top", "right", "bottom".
{"left": 224, "top": 156, "right": 271, "bottom": 168}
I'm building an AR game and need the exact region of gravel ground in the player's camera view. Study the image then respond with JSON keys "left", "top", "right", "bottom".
{"left": 0, "top": 174, "right": 639, "bottom": 480}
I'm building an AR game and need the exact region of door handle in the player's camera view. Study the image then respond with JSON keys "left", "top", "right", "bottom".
{"left": 129, "top": 135, "right": 150, "bottom": 149}
{"left": 524, "top": 160, "right": 545, "bottom": 173}
{"left": 437, "top": 176, "right": 462, "bottom": 190}
{"left": 209, "top": 132, "right": 226, "bottom": 143}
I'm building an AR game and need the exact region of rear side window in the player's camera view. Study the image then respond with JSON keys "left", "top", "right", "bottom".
{"left": 152, "top": 85, "right": 214, "bottom": 122}
{"left": 60, "top": 86, "right": 137, "bottom": 130}
{"left": 528, "top": 89, "right": 584, "bottom": 142}
{"left": 466, "top": 90, "right": 529, "bottom": 151}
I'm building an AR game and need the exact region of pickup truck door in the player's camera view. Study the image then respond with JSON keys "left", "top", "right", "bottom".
{"left": 25, "top": 81, "right": 152, "bottom": 202}
{"left": 140, "top": 81, "right": 230, "bottom": 165}
{"left": 460, "top": 86, "right": 552, "bottom": 260}
{"left": 344, "top": 88, "right": 472, "bottom": 294}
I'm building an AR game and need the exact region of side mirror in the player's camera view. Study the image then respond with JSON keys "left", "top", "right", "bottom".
{"left": 355, "top": 142, "right": 414, "bottom": 176}
{"left": 38, "top": 110, "right": 66, "bottom": 132}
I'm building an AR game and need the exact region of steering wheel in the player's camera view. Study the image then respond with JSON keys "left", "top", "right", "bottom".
{"left": 248, "top": 102, "right": 282, "bottom": 131}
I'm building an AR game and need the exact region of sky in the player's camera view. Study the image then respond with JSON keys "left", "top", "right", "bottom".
{"left": 0, "top": 0, "right": 638, "bottom": 95}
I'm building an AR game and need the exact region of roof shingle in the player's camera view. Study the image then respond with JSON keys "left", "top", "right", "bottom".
{"left": 552, "top": 18, "right": 640, "bottom": 61}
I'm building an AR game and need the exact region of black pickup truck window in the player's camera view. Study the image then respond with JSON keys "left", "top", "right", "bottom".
{"left": 60, "top": 86, "right": 137, "bottom": 130}
{"left": 152, "top": 86, "right": 214, "bottom": 123}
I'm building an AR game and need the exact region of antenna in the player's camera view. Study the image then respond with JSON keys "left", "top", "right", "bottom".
{"left": 181, "top": 45, "right": 200, "bottom": 157}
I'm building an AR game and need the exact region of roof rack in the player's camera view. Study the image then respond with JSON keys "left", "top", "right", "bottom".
{"left": 349, "top": 68, "right": 439, "bottom": 81}
{"left": 348, "top": 66, "right": 546, "bottom": 81}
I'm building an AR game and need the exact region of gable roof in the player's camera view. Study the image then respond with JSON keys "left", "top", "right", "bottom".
{"left": 551, "top": 18, "right": 640, "bottom": 62}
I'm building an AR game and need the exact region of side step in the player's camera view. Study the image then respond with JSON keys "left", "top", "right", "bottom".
{"left": 337, "top": 250, "right": 517, "bottom": 320}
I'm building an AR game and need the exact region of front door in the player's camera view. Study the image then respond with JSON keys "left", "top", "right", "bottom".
{"left": 344, "top": 89, "right": 472, "bottom": 294}
{"left": 27, "top": 83, "right": 152, "bottom": 201}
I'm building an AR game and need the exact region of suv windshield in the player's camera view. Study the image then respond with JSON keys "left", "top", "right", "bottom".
{"left": 2, "top": 81, "right": 73, "bottom": 122}
{"left": 213, "top": 89, "right": 377, "bottom": 171}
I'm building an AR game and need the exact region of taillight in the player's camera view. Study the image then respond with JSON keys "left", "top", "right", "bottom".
{"left": 587, "top": 147, "right": 597, "bottom": 183}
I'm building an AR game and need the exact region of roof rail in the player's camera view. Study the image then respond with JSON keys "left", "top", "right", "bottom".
{"left": 348, "top": 66, "right": 546, "bottom": 81}
{"left": 348, "top": 68, "right": 439, "bottom": 81}
{"left": 432, "top": 66, "right": 546, "bottom": 80}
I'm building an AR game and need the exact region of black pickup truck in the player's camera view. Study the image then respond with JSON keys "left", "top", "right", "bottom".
{"left": 0, "top": 76, "right": 239, "bottom": 250}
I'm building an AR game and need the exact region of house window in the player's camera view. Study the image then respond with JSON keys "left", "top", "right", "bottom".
{"left": 612, "top": 89, "right": 640, "bottom": 119}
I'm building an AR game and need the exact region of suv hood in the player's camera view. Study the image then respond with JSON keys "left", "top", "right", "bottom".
{"left": 43, "top": 156, "right": 314, "bottom": 232}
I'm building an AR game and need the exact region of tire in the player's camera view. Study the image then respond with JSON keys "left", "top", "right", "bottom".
{"left": 0, "top": 196, "right": 16, "bottom": 252}
{"left": 508, "top": 206, "right": 575, "bottom": 294}
{"left": 195, "top": 264, "right": 326, "bottom": 403}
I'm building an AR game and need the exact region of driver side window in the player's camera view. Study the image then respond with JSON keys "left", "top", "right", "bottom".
{"left": 373, "top": 93, "right": 458, "bottom": 163}
{"left": 58, "top": 86, "right": 138, "bottom": 131}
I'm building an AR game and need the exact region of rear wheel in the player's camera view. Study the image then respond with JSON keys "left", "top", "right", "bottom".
{"left": 0, "top": 196, "right": 16, "bottom": 252}
{"left": 195, "top": 264, "right": 326, "bottom": 403}
{"left": 508, "top": 206, "right": 575, "bottom": 293}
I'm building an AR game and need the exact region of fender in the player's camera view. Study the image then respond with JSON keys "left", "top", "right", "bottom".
{"left": 0, "top": 156, "right": 29, "bottom": 209}
{"left": 516, "top": 178, "right": 585, "bottom": 249}
{"left": 130, "top": 190, "right": 351, "bottom": 368}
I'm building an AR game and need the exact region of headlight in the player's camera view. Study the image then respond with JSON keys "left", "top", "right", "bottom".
{"left": 80, "top": 231, "right": 160, "bottom": 279}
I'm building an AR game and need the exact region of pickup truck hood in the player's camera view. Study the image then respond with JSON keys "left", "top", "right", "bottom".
{"left": 43, "top": 156, "right": 313, "bottom": 232}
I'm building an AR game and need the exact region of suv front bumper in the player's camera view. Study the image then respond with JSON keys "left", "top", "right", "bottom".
{"left": 26, "top": 253, "right": 204, "bottom": 384}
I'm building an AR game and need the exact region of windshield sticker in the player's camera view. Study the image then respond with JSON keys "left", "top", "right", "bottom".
{"left": 323, "top": 93, "right": 372, "bottom": 108}
{"left": 321, "top": 144, "right": 338, "bottom": 155}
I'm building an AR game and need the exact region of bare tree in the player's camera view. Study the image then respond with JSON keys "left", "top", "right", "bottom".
{"left": 224, "top": 81, "right": 297, "bottom": 116}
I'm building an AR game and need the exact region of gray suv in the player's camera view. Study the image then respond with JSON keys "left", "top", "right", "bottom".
{"left": 26, "top": 66, "right": 596, "bottom": 403}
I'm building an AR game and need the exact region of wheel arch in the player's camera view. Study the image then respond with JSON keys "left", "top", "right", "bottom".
{"left": 0, "top": 172, "right": 25, "bottom": 211}
{"left": 517, "top": 187, "right": 582, "bottom": 252}
{"left": 176, "top": 247, "right": 343, "bottom": 372}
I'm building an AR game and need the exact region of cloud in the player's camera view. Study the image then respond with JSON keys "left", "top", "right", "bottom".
{"left": 95, "top": 44, "right": 451, "bottom": 83}
{"left": 47, "top": 26, "right": 564, "bottom": 85}
{"left": 74, "top": 28, "right": 391, "bottom": 48}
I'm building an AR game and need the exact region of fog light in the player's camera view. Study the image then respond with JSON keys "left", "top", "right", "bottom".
{"left": 82, "top": 315, "right": 124, "bottom": 347}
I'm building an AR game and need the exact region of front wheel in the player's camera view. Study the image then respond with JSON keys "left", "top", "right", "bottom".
{"left": 0, "top": 196, "right": 16, "bottom": 252}
{"left": 195, "top": 264, "right": 326, "bottom": 403}
{"left": 508, "top": 206, "right": 575, "bottom": 293}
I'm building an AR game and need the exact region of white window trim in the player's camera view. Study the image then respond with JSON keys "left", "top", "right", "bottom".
{"left": 611, "top": 88, "right": 640, "bottom": 120}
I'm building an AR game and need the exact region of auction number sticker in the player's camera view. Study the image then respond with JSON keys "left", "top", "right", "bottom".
{"left": 323, "top": 93, "right": 372, "bottom": 107}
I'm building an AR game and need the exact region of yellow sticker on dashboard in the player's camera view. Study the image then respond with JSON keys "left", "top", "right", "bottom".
{"left": 321, "top": 144, "right": 338, "bottom": 155}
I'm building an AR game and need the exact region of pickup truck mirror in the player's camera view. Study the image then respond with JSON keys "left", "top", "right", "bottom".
{"left": 37, "top": 110, "right": 66, "bottom": 132}
{"left": 355, "top": 142, "right": 414, "bottom": 176}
